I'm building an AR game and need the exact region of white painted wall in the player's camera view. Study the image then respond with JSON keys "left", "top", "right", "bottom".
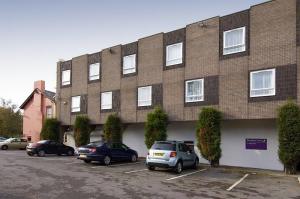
{"left": 123, "top": 120, "right": 283, "bottom": 171}
{"left": 122, "top": 122, "right": 208, "bottom": 164}
{"left": 220, "top": 119, "right": 283, "bottom": 171}
{"left": 123, "top": 124, "right": 148, "bottom": 157}
{"left": 64, "top": 131, "right": 75, "bottom": 148}
{"left": 166, "top": 122, "right": 209, "bottom": 164}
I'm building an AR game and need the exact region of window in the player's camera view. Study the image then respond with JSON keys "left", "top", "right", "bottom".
{"left": 46, "top": 107, "right": 53, "bottom": 118}
{"left": 138, "top": 86, "right": 152, "bottom": 107}
{"left": 64, "top": 134, "right": 67, "bottom": 143}
{"left": 166, "top": 42, "right": 183, "bottom": 66}
{"left": 71, "top": 96, "right": 81, "bottom": 112}
{"left": 101, "top": 92, "right": 112, "bottom": 110}
{"left": 123, "top": 54, "right": 136, "bottom": 74}
{"left": 89, "top": 63, "right": 100, "bottom": 81}
{"left": 185, "top": 79, "right": 204, "bottom": 102}
{"left": 223, "top": 27, "right": 246, "bottom": 55}
{"left": 250, "top": 69, "right": 275, "bottom": 97}
{"left": 62, "top": 70, "right": 71, "bottom": 86}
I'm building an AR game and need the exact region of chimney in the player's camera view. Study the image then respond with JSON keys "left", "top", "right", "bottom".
{"left": 34, "top": 80, "right": 45, "bottom": 92}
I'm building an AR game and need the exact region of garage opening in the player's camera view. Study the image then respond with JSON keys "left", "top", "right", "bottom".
{"left": 297, "top": 162, "right": 300, "bottom": 172}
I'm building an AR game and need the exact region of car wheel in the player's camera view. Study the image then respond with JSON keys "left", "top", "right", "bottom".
{"left": 84, "top": 160, "right": 91, "bottom": 164}
{"left": 67, "top": 150, "right": 74, "bottom": 156}
{"left": 175, "top": 161, "right": 183, "bottom": 174}
{"left": 1, "top": 145, "right": 8, "bottom": 150}
{"left": 148, "top": 166, "right": 155, "bottom": 171}
{"left": 27, "top": 152, "right": 34, "bottom": 156}
{"left": 131, "top": 154, "right": 137, "bottom": 162}
{"left": 193, "top": 158, "right": 199, "bottom": 169}
{"left": 38, "top": 150, "right": 45, "bottom": 157}
{"left": 103, "top": 156, "right": 111, "bottom": 166}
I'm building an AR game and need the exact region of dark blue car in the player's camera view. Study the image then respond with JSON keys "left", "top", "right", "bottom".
{"left": 77, "top": 142, "right": 138, "bottom": 165}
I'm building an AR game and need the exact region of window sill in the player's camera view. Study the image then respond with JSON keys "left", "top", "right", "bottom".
{"left": 122, "top": 72, "right": 137, "bottom": 78}
{"left": 163, "top": 63, "right": 185, "bottom": 70}
{"left": 88, "top": 79, "right": 101, "bottom": 84}
{"left": 137, "top": 105, "right": 153, "bottom": 110}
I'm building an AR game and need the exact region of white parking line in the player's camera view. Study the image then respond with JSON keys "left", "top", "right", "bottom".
{"left": 124, "top": 169, "right": 148, "bottom": 174}
{"left": 166, "top": 169, "right": 207, "bottom": 181}
{"left": 226, "top": 174, "right": 249, "bottom": 191}
{"left": 298, "top": 177, "right": 300, "bottom": 184}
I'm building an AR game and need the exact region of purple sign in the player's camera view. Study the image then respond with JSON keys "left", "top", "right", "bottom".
{"left": 245, "top": 138, "right": 267, "bottom": 150}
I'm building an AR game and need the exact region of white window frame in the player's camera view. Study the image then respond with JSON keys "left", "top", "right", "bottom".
{"left": 62, "top": 70, "right": 71, "bottom": 86}
{"left": 138, "top": 86, "right": 152, "bottom": 107}
{"left": 101, "top": 92, "right": 112, "bottom": 110}
{"left": 89, "top": 63, "right": 100, "bottom": 81}
{"left": 166, "top": 42, "right": 183, "bottom": 66}
{"left": 123, "top": 54, "right": 136, "bottom": 75}
{"left": 185, "top": 79, "right": 204, "bottom": 103}
{"left": 223, "top": 27, "right": 246, "bottom": 55}
{"left": 250, "top": 68, "right": 276, "bottom": 98}
{"left": 71, "top": 96, "right": 81, "bottom": 113}
{"left": 46, "top": 107, "right": 53, "bottom": 118}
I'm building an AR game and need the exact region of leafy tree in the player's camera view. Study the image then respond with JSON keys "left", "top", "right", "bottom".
{"left": 145, "top": 107, "right": 168, "bottom": 149}
{"left": 104, "top": 114, "right": 123, "bottom": 143}
{"left": 196, "top": 107, "right": 222, "bottom": 167}
{"left": 277, "top": 101, "right": 300, "bottom": 174}
{"left": 40, "top": 118, "right": 60, "bottom": 141}
{"left": 74, "top": 115, "right": 90, "bottom": 147}
{"left": 0, "top": 98, "right": 22, "bottom": 137}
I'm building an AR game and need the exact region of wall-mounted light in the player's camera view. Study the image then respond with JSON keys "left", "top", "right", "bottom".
{"left": 63, "top": 101, "right": 68, "bottom": 105}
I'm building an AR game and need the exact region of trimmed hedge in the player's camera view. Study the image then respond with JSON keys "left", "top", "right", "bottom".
{"left": 40, "top": 118, "right": 60, "bottom": 142}
{"left": 196, "top": 107, "right": 222, "bottom": 167}
{"left": 104, "top": 114, "right": 123, "bottom": 143}
{"left": 145, "top": 107, "right": 168, "bottom": 149}
{"left": 74, "top": 116, "right": 90, "bottom": 147}
{"left": 278, "top": 101, "right": 300, "bottom": 174}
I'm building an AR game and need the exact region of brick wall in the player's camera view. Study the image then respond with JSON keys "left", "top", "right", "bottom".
{"left": 56, "top": 0, "right": 298, "bottom": 125}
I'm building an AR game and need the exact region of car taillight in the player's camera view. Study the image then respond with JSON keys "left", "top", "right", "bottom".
{"left": 89, "top": 148, "right": 96, "bottom": 153}
{"left": 170, "top": 151, "right": 177, "bottom": 157}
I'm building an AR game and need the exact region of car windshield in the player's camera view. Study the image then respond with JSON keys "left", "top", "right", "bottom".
{"left": 5, "top": 138, "right": 15, "bottom": 142}
{"left": 37, "top": 140, "right": 48, "bottom": 144}
{"left": 151, "top": 142, "right": 176, "bottom": 151}
{"left": 87, "top": 141, "right": 103, "bottom": 147}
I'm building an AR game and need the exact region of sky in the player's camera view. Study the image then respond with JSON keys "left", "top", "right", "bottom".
{"left": 0, "top": 0, "right": 268, "bottom": 107}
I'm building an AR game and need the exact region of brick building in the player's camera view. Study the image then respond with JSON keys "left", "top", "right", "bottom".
{"left": 56, "top": 0, "right": 299, "bottom": 170}
{"left": 20, "top": 80, "right": 56, "bottom": 142}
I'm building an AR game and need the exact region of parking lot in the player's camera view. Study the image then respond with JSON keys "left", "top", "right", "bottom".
{"left": 0, "top": 151, "right": 299, "bottom": 199}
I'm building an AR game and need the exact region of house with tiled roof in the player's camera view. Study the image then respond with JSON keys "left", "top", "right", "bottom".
{"left": 20, "top": 80, "right": 56, "bottom": 142}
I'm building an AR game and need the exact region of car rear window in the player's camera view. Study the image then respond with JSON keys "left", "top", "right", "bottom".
{"left": 87, "top": 141, "right": 103, "bottom": 147}
{"left": 37, "top": 140, "right": 48, "bottom": 144}
{"left": 151, "top": 142, "right": 176, "bottom": 151}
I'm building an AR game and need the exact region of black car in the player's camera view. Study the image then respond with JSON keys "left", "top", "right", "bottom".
{"left": 26, "top": 140, "right": 75, "bottom": 157}
{"left": 77, "top": 142, "right": 138, "bottom": 165}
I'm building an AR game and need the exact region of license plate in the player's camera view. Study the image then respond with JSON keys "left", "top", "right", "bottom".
{"left": 79, "top": 154, "right": 87, "bottom": 158}
{"left": 154, "top": 153, "right": 164, "bottom": 157}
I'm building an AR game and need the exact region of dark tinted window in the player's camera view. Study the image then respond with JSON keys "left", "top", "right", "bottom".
{"left": 151, "top": 142, "right": 176, "bottom": 151}
{"left": 112, "top": 143, "right": 122, "bottom": 149}
{"left": 49, "top": 141, "right": 57, "bottom": 145}
{"left": 179, "top": 143, "right": 190, "bottom": 152}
